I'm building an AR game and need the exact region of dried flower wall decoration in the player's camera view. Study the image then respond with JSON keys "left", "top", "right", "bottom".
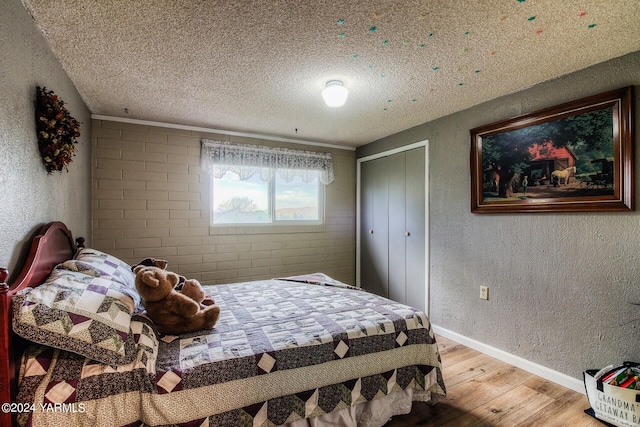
{"left": 35, "top": 86, "right": 81, "bottom": 173}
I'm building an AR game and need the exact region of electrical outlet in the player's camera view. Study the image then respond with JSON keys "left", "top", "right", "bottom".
{"left": 480, "top": 286, "right": 489, "bottom": 300}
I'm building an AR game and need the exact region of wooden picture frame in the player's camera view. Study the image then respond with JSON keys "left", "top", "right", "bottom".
{"left": 470, "top": 86, "right": 633, "bottom": 213}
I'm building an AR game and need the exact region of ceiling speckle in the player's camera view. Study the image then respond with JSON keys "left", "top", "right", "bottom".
{"left": 20, "top": 0, "right": 640, "bottom": 147}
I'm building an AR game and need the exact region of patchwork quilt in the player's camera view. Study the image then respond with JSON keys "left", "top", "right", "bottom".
{"left": 16, "top": 277, "right": 446, "bottom": 427}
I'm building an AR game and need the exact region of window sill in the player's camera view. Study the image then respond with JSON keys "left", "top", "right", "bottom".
{"left": 209, "top": 224, "right": 326, "bottom": 235}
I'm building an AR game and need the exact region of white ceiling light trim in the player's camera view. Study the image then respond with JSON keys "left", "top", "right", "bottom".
{"left": 322, "top": 80, "right": 348, "bottom": 107}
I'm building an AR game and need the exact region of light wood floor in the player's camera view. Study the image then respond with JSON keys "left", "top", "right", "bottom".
{"left": 386, "top": 335, "right": 606, "bottom": 426}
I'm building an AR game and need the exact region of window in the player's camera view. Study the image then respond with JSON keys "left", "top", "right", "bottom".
{"left": 201, "top": 140, "right": 333, "bottom": 226}
{"left": 212, "top": 169, "right": 270, "bottom": 224}
{"left": 211, "top": 167, "right": 323, "bottom": 225}
{"left": 275, "top": 172, "right": 320, "bottom": 221}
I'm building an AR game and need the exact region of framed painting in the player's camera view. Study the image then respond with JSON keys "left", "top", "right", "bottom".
{"left": 470, "top": 86, "right": 633, "bottom": 213}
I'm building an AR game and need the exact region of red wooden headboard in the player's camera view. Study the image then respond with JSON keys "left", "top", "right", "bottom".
{"left": 0, "top": 222, "right": 80, "bottom": 426}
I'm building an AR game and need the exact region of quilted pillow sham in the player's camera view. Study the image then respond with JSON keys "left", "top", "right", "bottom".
{"left": 12, "top": 269, "right": 139, "bottom": 365}
{"left": 73, "top": 248, "right": 135, "bottom": 289}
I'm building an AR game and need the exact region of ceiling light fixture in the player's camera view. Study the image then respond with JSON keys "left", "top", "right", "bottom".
{"left": 322, "top": 80, "right": 348, "bottom": 107}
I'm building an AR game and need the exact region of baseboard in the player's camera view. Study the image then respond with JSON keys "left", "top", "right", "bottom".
{"left": 432, "top": 325, "right": 585, "bottom": 395}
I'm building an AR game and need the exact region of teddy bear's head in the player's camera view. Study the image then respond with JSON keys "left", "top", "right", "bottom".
{"left": 133, "top": 265, "right": 180, "bottom": 303}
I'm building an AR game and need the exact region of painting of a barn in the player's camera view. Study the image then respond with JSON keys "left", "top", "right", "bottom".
{"left": 526, "top": 141, "right": 577, "bottom": 186}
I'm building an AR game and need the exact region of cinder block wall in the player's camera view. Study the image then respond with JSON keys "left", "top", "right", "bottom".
{"left": 91, "top": 119, "right": 356, "bottom": 285}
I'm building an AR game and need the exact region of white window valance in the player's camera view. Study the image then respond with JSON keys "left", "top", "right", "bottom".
{"left": 201, "top": 140, "right": 334, "bottom": 185}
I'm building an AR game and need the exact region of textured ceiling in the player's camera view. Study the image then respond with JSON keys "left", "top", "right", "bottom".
{"left": 21, "top": 0, "right": 640, "bottom": 147}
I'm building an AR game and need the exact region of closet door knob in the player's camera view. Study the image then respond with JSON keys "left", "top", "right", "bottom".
{"left": 369, "top": 229, "right": 374, "bottom": 234}
{"left": 405, "top": 231, "right": 410, "bottom": 236}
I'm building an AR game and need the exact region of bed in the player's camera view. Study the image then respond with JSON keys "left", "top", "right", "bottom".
{"left": 0, "top": 221, "right": 445, "bottom": 427}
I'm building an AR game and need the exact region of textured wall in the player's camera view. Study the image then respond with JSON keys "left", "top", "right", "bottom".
{"left": 0, "top": 0, "right": 91, "bottom": 276}
{"left": 91, "top": 119, "right": 356, "bottom": 285}
{"left": 357, "top": 51, "right": 640, "bottom": 381}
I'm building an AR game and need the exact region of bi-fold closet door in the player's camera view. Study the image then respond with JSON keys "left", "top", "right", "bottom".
{"left": 360, "top": 146, "right": 425, "bottom": 312}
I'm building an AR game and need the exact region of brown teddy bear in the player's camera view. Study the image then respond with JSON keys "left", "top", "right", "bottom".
{"left": 133, "top": 265, "right": 220, "bottom": 335}
{"left": 132, "top": 258, "right": 216, "bottom": 306}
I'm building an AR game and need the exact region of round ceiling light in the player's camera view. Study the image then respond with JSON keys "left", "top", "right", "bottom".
{"left": 322, "top": 80, "right": 348, "bottom": 107}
